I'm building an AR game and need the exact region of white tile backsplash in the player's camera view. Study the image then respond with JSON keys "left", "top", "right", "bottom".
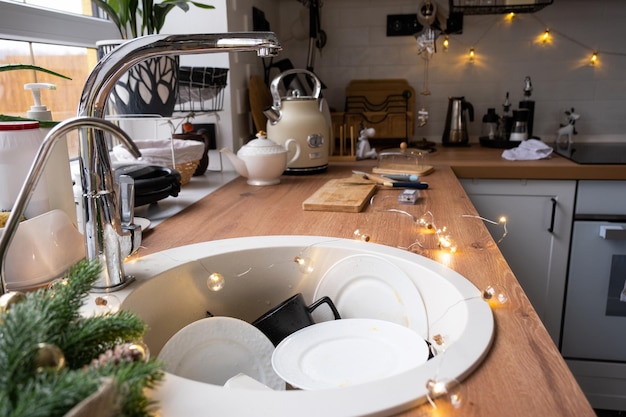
{"left": 277, "top": 0, "right": 626, "bottom": 143}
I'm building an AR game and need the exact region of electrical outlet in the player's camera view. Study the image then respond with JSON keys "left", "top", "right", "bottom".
{"left": 387, "top": 14, "right": 422, "bottom": 36}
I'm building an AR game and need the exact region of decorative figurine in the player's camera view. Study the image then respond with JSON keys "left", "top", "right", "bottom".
{"left": 556, "top": 108, "right": 580, "bottom": 144}
{"left": 356, "top": 126, "right": 377, "bottom": 160}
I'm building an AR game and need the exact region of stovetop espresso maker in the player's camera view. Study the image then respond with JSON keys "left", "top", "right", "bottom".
{"left": 442, "top": 96, "right": 474, "bottom": 146}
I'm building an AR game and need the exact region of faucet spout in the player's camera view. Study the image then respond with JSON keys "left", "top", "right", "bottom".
{"left": 71, "top": 32, "right": 281, "bottom": 292}
{"left": 0, "top": 117, "right": 139, "bottom": 295}
{"left": 78, "top": 33, "right": 281, "bottom": 118}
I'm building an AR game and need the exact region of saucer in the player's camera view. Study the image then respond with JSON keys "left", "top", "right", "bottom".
{"left": 158, "top": 317, "right": 284, "bottom": 390}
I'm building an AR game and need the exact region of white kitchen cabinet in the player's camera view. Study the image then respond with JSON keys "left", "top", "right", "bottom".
{"left": 460, "top": 179, "right": 576, "bottom": 345}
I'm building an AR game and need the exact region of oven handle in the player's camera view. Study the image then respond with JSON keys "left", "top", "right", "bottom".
{"left": 600, "top": 225, "right": 626, "bottom": 240}
{"left": 547, "top": 198, "right": 557, "bottom": 233}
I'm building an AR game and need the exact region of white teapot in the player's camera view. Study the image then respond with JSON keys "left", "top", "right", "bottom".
{"left": 220, "top": 132, "right": 300, "bottom": 186}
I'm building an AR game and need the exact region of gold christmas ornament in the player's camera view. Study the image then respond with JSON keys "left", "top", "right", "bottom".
{"left": 35, "top": 343, "right": 66, "bottom": 372}
{"left": 0, "top": 291, "right": 26, "bottom": 314}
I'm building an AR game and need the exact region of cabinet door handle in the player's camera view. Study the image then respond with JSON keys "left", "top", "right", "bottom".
{"left": 548, "top": 197, "right": 557, "bottom": 233}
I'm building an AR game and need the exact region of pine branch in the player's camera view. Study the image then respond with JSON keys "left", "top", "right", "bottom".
{"left": 62, "top": 311, "right": 146, "bottom": 368}
{"left": 0, "top": 259, "right": 164, "bottom": 417}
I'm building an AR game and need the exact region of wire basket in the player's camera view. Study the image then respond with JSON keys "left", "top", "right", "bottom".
{"left": 175, "top": 67, "right": 228, "bottom": 112}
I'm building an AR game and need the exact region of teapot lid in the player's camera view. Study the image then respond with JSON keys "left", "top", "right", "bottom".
{"left": 237, "top": 131, "right": 287, "bottom": 156}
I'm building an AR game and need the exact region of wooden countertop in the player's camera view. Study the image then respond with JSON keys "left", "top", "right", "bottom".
{"left": 139, "top": 164, "right": 595, "bottom": 417}
{"left": 425, "top": 145, "right": 626, "bottom": 180}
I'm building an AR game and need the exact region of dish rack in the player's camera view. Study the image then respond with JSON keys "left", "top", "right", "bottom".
{"left": 175, "top": 66, "right": 228, "bottom": 113}
{"left": 112, "top": 139, "right": 205, "bottom": 185}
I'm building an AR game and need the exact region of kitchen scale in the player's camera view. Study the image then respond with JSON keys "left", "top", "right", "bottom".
{"left": 553, "top": 142, "right": 626, "bottom": 164}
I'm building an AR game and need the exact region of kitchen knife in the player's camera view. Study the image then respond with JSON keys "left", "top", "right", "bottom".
{"left": 382, "top": 181, "right": 429, "bottom": 189}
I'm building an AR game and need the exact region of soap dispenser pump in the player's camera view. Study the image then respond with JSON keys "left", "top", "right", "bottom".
{"left": 23, "top": 82, "right": 77, "bottom": 225}
{"left": 24, "top": 83, "right": 55, "bottom": 121}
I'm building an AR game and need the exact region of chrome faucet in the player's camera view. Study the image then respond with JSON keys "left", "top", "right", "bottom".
{"left": 0, "top": 32, "right": 282, "bottom": 295}
{"left": 0, "top": 117, "right": 140, "bottom": 295}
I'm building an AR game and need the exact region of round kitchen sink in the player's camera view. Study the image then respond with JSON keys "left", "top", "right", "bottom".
{"left": 86, "top": 235, "right": 494, "bottom": 417}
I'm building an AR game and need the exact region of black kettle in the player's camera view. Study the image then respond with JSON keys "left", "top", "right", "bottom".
{"left": 442, "top": 96, "right": 474, "bottom": 146}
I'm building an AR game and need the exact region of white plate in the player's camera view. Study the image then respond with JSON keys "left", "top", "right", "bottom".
{"left": 134, "top": 217, "right": 151, "bottom": 232}
{"left": 314, "top": 254, "right": 428, "bottom": 338}
{"left": 272, "top": 318, "right": 430, "bottom": 390}
{"left": 157, "top": 317, "right": 284, "bottom": 390}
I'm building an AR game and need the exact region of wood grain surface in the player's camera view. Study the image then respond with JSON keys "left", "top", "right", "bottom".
{"left": 138, "top": 164, "right": 595, "bottom": 417}
{"left": 302, "top": 178, "right": 377, "bottom": 212}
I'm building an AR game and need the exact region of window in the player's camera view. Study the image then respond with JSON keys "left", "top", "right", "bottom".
{"left": 0, "top": 0, "right": 118, "bottom": 155}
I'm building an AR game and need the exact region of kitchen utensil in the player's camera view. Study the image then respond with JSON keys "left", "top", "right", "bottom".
{"left": 252, "top": 293, "right": 341, "bottom": 346}
{"left": 352, "top": 171, "right": 429, "bottom": 189}
{"left": 220, "top": 133, "right": 301, "bottom": 186}
{"left": 381, "top": 174, "right": 419, "bottom": 182}
{"left": 510, "top": 109, "right": 529, "bottom": 141}
{"left": 248, "top": 75, "right": 273, "bottom": 132}
{"left": 264, "top": 69, "right": 330, "bottom": 173}
{"left": 302, "top": 179, "right": 377, "bottom": 213}
{"left": 481, "top": 108, "right": 501, "bottom": 140}
{"left": 271, "top": 318, "right": 430, "bottom": 390}
{"left": 442, "top": 96, "right": 474, "bottom": 146}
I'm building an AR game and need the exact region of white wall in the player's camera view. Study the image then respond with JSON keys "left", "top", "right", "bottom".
{"left": 276, "top": 0, "right": 626, "bottom": 144}
{"left": 163, "top": 0, "right": 280, "bottom": 155}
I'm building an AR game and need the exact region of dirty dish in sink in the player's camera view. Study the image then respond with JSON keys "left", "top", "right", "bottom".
{"left": 272, "top": 318, "right": 430, "bottom": 390}
{"left": 314, "top": 254, "right": 428, "bottom": 338}
{"left": 157, "top": 316, "right": 285, "bottom": 390}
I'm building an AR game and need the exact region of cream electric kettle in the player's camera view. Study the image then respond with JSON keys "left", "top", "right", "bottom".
{"left": 264, "top": 69, "right": 329, "bottom": 173}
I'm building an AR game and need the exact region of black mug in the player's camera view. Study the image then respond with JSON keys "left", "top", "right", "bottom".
{"left": 252, "top": 293, "right": 341, "bottom": 346}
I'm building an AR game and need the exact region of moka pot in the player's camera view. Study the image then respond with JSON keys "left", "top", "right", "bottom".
{"left": 442, "top": 96, "right": 474, "bottom": 146}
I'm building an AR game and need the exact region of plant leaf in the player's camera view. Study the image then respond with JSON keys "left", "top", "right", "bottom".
{"left": 0, "top": 64, "right": 71, "bottom": 80}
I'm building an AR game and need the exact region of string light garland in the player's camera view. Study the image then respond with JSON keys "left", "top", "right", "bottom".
{"left": 429, "top": 12, "right": 626, "bottom": 70}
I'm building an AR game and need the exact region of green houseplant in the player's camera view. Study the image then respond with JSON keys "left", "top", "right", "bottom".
{"left": 93, "top": 0, "right": 215, "bottom": 39}
{"left": 92, "top": 0, "right": 215, "bottom": 116}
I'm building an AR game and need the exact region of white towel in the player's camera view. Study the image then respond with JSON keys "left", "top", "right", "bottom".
{"left": 501, "top": 139, "right": 553, "bottom": 161}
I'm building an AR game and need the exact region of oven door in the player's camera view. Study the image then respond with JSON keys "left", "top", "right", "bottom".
{"left": 561, "top": 221, "right": 626, "bottom": 362}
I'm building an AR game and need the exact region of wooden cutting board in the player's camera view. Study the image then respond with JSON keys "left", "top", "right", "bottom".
{"left": 303, "top": 179, "right": 377, "bottom": 213}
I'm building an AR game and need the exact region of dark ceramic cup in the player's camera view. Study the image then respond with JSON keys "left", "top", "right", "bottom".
{"left": 252, "top": 293, "right": 341, "bottom": 346}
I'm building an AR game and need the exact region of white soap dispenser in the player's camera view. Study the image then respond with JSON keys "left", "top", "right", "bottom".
{"left": 24, "top": 83, "right": 77, "bottom": 225}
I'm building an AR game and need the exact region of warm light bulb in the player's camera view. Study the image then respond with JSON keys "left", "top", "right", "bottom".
{"left": 590, "top": 51, "right": 598, "bottom": 65}
{"left": 353, "top": 229, "right": 371, "bottom": 242}
{"left": 426, "top": 378, "right": 465, "bottom": 409}
{"left": 483, "top": 284, "right": 508, "bottom": 306}
{"left": 93, "top": 294, "right": 121, "bottom": 315}
{"left": 437, "top": 227, "right": 457, "bottom": 253}
{"left": 542, "top": 29, "right": 550, "bottom": 43}
{"left": 207, "top": 272, "right": 225, "bottom": 291}
{"left": 442, "top": 36, "right": 449, "bottom": 51}
{"left": 507, "top": 12, "right": 516, "bottom": 20}
{"left": 294, "top": 256, "right": 314, "bottom": 274}
{"left": 468, "top": 47, "right": 475, "bottom": 62}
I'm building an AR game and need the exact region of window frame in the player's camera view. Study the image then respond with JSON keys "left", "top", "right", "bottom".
{"left": 0, "top": 0, "right": 119, "bottom": 48}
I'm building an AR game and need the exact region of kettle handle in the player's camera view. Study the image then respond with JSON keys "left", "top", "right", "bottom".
{"left": 269, "top": 69, "right": 322, "bottom": 109}
{"left": 284, "top": 138, "right": 301, "bottom": 165}
{"left": 463, "top": 101, "right": 475, "bottom": 122}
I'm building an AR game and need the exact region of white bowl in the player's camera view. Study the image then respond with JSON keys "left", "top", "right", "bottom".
{"left": 1, "top": 209, "right": 85, "bottom": 290}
